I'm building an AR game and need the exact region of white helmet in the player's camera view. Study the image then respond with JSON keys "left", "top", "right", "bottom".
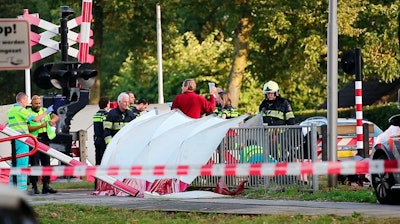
{"left": 263, "top": 81, "right": 280, "bottom": 95}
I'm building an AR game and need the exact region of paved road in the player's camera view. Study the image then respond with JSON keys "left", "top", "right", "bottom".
{"left": 28, "top": 190, "right": 400, "bottom": 218}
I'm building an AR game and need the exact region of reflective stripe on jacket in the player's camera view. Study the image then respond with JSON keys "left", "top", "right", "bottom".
{"left": 7, "top": 104, "right": 34, "bottom": 134}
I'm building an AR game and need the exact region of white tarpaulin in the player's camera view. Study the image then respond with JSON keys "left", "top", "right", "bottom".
{"left": 100, "top": 109, "right": 247, "bottom": 194}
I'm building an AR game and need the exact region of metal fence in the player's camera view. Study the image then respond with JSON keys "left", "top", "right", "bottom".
{"left": 191, "top": 124, "right": 319, "bottom": 192}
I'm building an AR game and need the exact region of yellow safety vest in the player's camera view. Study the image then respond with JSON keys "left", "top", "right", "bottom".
{"left": 7, "top": 104, "right": 34, "bottom": 134}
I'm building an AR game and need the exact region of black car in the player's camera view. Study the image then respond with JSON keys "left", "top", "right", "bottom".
{"left": 371, "top": 114, "right": 400, "bottom": 204}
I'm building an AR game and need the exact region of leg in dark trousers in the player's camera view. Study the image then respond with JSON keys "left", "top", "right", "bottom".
{"left": 94, "top": 138, "right": 106, "bottom": 190}
{"left": 28, "top": 149, "right": 40, "bottom": 194}
{"left": 37, "top": 134, "right": 57, "bottom": 194}
{"left": 40, "top": 151, "right": 57, "bottom": 194}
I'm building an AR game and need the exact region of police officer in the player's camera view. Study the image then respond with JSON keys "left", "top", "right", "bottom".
{"left": 214, "top": 92, "right": 239, "bottom": 119}
{"left": 7, "top": 92, "right": 53, "bottom": 191}
{"left": 27, "top": 95, "right": 59, "bottom": 194}
{"left": 93, "top": 97, "right": 110, "bottom": 165}
{"left": 93, "top": 96, "right": 110, "bottom": 190}
{"left": 259, "top": 81, "right": 295, "bottom": 125}
{"left": 103, "top": 92, "right": 136, "bottom": 145}
{"left": 131, "top": 98, "right": 149, "bottom": 118}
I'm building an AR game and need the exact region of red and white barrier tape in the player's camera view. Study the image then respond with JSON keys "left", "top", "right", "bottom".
{"left": 2, "top": 160, "right": 400, "bottom": 177}
{"left": 0, "top": 123, "right": 139, "bottom": 196}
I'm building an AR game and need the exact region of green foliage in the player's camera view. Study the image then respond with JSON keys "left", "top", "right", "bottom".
{"left": 113, "top": 31, "right": 234, "bottom": 103}
{"left": 0, "top": 0, "right": 398, "bottom": 113}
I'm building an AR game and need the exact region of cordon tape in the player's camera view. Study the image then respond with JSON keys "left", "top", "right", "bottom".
{"left": 1, "top": 160, "right": 400, "bottom": 177}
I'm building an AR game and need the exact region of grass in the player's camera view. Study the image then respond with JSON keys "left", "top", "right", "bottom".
{"left": 241, "top": 184, "right": 377, "bottom": 203}
{"left": 31, "top": 177, "right": 398, "bottom": 224}
{"left": 33, "top": 204, "right": 400, "bottom": 224}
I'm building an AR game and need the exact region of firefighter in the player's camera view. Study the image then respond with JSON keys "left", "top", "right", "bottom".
{"left": 259, "top": 81, "right": 296, "bottom": 162}
{"left": 259, "top": 80, "right": 295, "bottom": 125}
{"left": 103, "top": 92, "right": 136, "bottom": 145}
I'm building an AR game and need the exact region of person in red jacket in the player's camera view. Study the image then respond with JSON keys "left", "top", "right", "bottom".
{"left": 171, "top": 79, "right": 217, "bottom": 118}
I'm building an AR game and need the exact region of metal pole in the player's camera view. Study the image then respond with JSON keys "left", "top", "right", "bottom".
{"left": 25, "top": 69, "right": 31, "bottom": 99}
{"left": 311, "top": 123, "right": 319, "bottom": 192}
{"left": 60, "top": 16, "right": 68, "bottom": 61}
{"left": 60, "top": 6, "right": 74, "bottom": 62}
{"left": 11, "top": 140, "right": 17, "bottom": 186}
{"left": 354, "top": 48, "right": 364, "bottom": 155}
{"left": 156, "top": 4, "right": 164, "bottom": 104}
{"left": 327, "top": 0, "right": 338, "bottom": 187}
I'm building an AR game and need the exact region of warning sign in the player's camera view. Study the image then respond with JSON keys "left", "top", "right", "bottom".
{"left": 0, "top": 19, "right": 31, "bottom": 70}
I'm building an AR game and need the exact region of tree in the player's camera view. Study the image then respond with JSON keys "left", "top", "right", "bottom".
{"left": 1, "top": 0, "right": 398, "bottom": 113}
{"left": 228, "top": 17, "right": 253, "bottom": 108}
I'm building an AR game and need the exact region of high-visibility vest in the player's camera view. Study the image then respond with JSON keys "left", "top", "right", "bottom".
{"left": 93, "top": 109, "right": 107, "bottom": 140}
{"left": 7, "top": 104, "right": 34, "bottom": 134}
{"left": 27, "top": 107, "right": 48, "bottom": 136}
{"left": 215, "top": 106, "right": 239, "bottom": 119}
{"left": 240, "top": 145, "right": 278, "bottom": 163}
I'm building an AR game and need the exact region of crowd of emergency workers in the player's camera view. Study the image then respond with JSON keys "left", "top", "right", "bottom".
{"left": 6, "top": 78, "right": 296, "bottom": 193}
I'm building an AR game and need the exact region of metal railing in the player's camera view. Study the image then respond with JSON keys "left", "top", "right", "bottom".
{"left": 0, "top": 133, "right": 39, "bottom": 162}
{"left": 191, "top": 124, "right": 319, "bottom": 192}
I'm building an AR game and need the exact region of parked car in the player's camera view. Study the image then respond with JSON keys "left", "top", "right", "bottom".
{"left": 370, "top": 114, "right": 400, "bottom": 204}
{"left": 300, "top": 116, "right": 384, "bottom": 186}
{"left": 299, "top": 116, "right": 383, "bottom": 159}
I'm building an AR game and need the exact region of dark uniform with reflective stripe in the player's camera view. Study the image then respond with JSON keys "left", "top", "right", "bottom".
{"left": 259, "top": 96, "right": 295, "bottom": 125}
{"left": 214, "top": 105, "right": 239, "bottom": 119}
{"left": 130, "top": 106, "right": 141, "bottom": 118}
{"left": 259, "top": 96, "right": 295, "bottom": 161}
{"left": 93, "top": 109, "right": 108, "bottom": 165}
{"left": 103, "top": 107, "right": 136, "bottom": 144}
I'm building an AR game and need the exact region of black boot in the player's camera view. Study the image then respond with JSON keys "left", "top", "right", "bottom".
{"left": 42, "top": 182, "right": 57, "bottom": 194}
{"left": 31, "top": 183, "right": 40, "bottom": 195}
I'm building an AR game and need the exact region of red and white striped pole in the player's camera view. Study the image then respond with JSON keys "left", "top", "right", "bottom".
{"left": 78, "top": 0, "right": 93, "bottom": 63}
{"left": 354, "top": 48, "right": 363, "bottom": 152}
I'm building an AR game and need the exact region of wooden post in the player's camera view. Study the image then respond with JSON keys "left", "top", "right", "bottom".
{"left": 78, "top": 130, "right": 87, "bottom": 164}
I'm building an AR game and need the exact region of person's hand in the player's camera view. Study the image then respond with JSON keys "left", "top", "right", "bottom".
{"left": 46, "top": 105, "right": 54, "bottom": 113}
{"left": 210, "top": 87, "right": 218, "bottom": 96}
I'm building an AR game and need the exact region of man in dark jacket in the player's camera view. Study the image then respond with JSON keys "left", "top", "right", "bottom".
{"left": 259, "top": 80, "right": 296, "bottom": 163}
{"left": 259, "top": 80, "right": 295, "bottom": 125}
{"left": 104, "top": 93, "right": 136, "bottom": 145}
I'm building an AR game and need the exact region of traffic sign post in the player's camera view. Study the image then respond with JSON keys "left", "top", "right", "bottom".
{"left": 0, "top": 19, "right": 31, "bottom": 70}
